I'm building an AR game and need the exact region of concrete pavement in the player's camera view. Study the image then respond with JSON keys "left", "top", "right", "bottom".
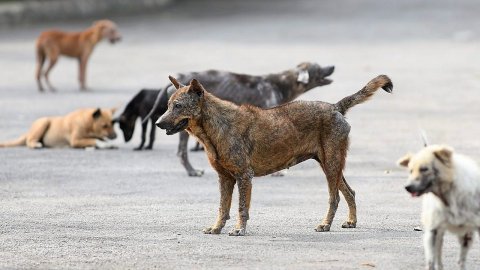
{"left": 0, "top": 0, "right": 480, "bottom": 269}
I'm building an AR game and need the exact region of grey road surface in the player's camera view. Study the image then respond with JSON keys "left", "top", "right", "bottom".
{"left": 1, "top": 0, "right": 480, "bottom": 269}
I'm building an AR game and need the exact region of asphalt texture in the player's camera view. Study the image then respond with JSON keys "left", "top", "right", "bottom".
{"left": 1, "top": 0, "right": 480, "bottom": 269}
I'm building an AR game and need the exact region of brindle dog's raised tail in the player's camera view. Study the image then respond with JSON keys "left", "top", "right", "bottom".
{"left": 335, "top": 75, "right": 392, "bottom": 115}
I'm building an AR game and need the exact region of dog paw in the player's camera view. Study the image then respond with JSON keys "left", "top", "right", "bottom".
{"left": 144, "top": 146, "right": 153, "bottom": 150}
{"left": 203, "top": 226, "right": 222, "bottom": 234}
{"left": 341, "top": 221, "right": 356, "bottom": 228}
{"left": 133, "top": 147, "right": 143, "bottom": 151}
{"left": 315, "top": 224, "right": 331, "bottom": 232}
{"left": 228, "top": 228, "right": 246, "bottom": 236}
{"left": 188, "top": 169, "right": 204, "bottom": 177}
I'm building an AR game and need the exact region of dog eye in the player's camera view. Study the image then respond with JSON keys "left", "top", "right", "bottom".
{"left": 102, "top": 124, "right": 109, "bottom": 129}
{"left": 419, "top": 167, "right": 429, "bottom": 173}
{"left": 174, "top": 103, "right": 182, "bottom": 109}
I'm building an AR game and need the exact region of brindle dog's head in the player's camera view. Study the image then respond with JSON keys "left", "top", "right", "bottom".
{"left": 91, "top": 108, "right": 117, "bottom": 140}
{"left": 296, "top": 62, "right": 334, "bottom": 89}
{"left": 93, "top": 20, "right": 121, "bottom": 44}
{"left": 156, "top": 76, "right": 205, "bottom": 135}
{"left": 397, "top": 145, "right": 454, "bottom": 197}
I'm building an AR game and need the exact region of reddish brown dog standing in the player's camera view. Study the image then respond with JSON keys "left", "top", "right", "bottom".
{"left": 157, "top": 75, "right": 392, "bottom": 236}
{"left": 35, "top": 20, "right": 121, "bottom": 92}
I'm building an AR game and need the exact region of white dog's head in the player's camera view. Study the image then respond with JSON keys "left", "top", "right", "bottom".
{"left": 397, "top": 145, "right": 454, "bottom": 197}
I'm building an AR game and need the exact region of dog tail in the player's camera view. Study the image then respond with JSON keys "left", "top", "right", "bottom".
{"left": 142, "top": 86, "right": 168, "bottom": 124}
{"left": 335, "top": 75, "right": 392, "bottom": 115}
{"left": 0, "top": 134, "right": 27, "bottom": 148}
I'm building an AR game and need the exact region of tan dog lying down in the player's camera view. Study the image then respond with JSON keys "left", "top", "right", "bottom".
{"left": 398, "top": 145, "right": 480, "bottom": 270}
{"left": 0, "top": 108, "right": 117, "bottom": 149}
{"left": 36, "top": 19, "right": 121, "bottom": 92}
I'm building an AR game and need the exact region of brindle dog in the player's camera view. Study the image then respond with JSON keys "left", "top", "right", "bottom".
{"left": 157, "top": 75, "right": 392, "bottom": 236}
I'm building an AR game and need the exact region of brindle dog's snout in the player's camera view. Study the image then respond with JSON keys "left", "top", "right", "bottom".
{"left": 156, "top": 118, "right": 167, "bottom": 129}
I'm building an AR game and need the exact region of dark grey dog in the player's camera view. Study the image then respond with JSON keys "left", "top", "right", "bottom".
{"left": 146, "top": 62, "right": 334, "bottom": 176}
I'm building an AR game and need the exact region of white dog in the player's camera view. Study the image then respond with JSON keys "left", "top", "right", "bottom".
{"left": 398, "top": 145, "right": 480, "bottom": 270}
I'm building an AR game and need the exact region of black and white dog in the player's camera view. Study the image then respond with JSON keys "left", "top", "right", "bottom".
{"left": 143, "top": 62, "right": 335, "bottom": 176}
{"left": 116, "top": 89, "right": 168, "bottom": 150}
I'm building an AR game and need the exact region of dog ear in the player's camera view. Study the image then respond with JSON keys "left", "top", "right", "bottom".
{"left": 169, "top": 76, "right": 185, "bottom": 90}
{"left": 92, "top": 108, "right": 102, "bottom": 119}
{"left": 296, "top": 62, "right": 310, "bottom": 84}
{"left": 189, "top": 79, "right": 204, "bottom": 97}
{"left": 433, "top": 145, "right": 453, "bottom": 166}
{"left": 397, "top": 153, "right": 413, "bottom": 167}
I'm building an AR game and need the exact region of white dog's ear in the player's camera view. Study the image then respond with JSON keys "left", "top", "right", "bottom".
{"left": 397, "top": 153, "right": 413, "bottom": 167}
{"left": 433, "top": 145, "right": 454, "bottom": 166}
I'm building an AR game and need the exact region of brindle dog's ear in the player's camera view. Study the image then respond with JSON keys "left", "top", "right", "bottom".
{"left": 433, "top": 145, "right": 454, "bottom": 166}
{"left": 397, "top": 153, "right": 413, "bottom": 167}
{"left": 169, "top": 76, "right": 184, "bottom": 90}
{"left": 92, "top": 108, "right": 102, "bottom": 119}
{"left": 189, "top": 79, "right": 204, "bottom": 97}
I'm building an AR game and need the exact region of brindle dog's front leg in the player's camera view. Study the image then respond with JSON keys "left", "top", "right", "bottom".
{"left": 203, "top": 172, "right": 235, "bottom": 234}
{"left": 229, "top": 173, "right": 253, "bottom": 236}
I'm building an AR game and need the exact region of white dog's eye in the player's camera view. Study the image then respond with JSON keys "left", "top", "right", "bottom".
{"left": 419, "top": 167, "right": 429, "bottom": 173}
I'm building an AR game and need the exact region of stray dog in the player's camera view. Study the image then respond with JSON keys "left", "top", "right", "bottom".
{"left": 35, "top": 19, "right": 121, "bottom": 92}
{"left": 117, "top": 88, "right": 168, "bottom": 150}
{"left": 157, "top": 74, "right": 392, "bottom": 236}
{"left": 147, "top": 62, "right": 335, "bottom": 176}
{"left": 0, "top": 108, "right": 117, "bottom": 149}
{"left": 398, "top": 145, "right": 480, "bottom": 270}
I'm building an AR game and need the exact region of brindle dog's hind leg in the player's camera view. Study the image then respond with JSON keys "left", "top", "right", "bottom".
{"left": 203, "top": 170, "right": 235, "bottom": 234}
{"left": 315, "top": 130, "right": 349, "bottom": 232}
{"left": 178, "top": 131, "right": 204, "bottom": 176}
{"left": 339, "top": 175, "right": 356, "bottom": 228}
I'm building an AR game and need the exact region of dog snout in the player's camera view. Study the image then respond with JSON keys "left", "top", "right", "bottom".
{"left": 323, "top": 66, "right": 335, "bottom": 77}
{"left": 156, "top": 118, "right": 168, "bottom": 129}
{"left": 405, "top": 184, "right": 415, "bottom": 193}
{"left": 108, "top": 131, "right": 117, "bottom": 140}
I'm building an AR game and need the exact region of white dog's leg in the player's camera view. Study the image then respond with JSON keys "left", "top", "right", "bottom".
{"left": 424, "top": 229, "right": 437, "bottom": 270}
{"left": 457, "top": 231, "right": 473, "bottom": 270}
{"left": 434, "top": 229, "right": 444, "bottom": 270}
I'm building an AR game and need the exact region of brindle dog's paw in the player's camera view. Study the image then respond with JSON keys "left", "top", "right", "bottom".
{"left": 341, "top": 221, "right": 356, "bottom": 228}
{"left": 315, "top": 224, "right": 331, "bottom": 232}
{"left": 228, "top": 228, "right": 246, "bottom": 236}
{"left": 203, "top": 226, "right": 222, "bottom": 234}
{"left": 188, "top": 169, "right": 204, "bottom": 177}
